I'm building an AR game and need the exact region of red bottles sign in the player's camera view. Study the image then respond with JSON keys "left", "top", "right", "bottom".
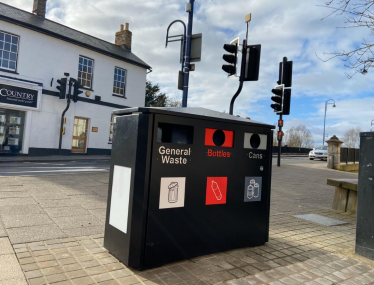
{"left": 205, "top": 128, "right": 234, "bottom": 147}
{"left": 206, "top": 177, "right": 227, "bottom": 205}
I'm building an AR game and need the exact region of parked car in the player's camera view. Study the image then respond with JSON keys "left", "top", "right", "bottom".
{"left": 309, "top": 145, "right": 328, "bottom": 160}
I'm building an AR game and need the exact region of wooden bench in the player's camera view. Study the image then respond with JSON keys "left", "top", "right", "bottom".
{"left": 327, "top": 178, "right": 358, "bottom": 214}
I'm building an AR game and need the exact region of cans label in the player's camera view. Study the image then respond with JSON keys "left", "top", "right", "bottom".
{"left": 206, "top": 177, "right": 227, "bottom": 205}
{"left": 244, "top": 177, "right": 262, "bottom": 202}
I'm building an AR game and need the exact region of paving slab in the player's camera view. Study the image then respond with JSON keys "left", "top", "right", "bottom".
{"left": 1, "top": 214, "right": 54, "bottom": 229}
{"left": 7, "top": 224, "right": 67, "bottom": 244}
{"left": 0, "top": 237, "right": 13, "bottom": 255}
{"left": 0, "top": 204, "right": 45, "bottom": 215}
{"left": 51, "top": 215, "right": 103, "bottom": 230}
{"left": 45, "top": 206, "right": 90, "bottom": 218}
{"left": 0, "top": 221, "right": 6, "bottom": 238}
{"left": 0, "top": 253, "right": 27, "bottom": 283}
{"left": 0, "top": 197, "right": 37, "bottom": 207}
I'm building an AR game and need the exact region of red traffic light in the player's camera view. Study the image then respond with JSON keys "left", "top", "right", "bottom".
{"left": 278, "top": 120, "right": 283, "bottom": 127}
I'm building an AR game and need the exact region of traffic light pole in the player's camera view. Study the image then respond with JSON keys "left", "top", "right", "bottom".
{"left": 182, "top": 0, "right": 195, "bottom": 107}
{"left": 277, "top": 113, "right": 282, "bottom": 167}
{"left": 58, "top": 79, "right": 72, "bottom": 155}
{"left": 229, "top": 40, "right": 247, "bottom": 115}
{"left": 277, "top": 57, "right": 287, "bottom": 167}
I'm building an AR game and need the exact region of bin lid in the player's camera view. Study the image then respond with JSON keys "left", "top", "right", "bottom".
{"left": 113, "top": 107, "right": 275, "bottom": 129}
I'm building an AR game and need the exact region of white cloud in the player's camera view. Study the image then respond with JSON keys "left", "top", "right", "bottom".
{"left": 3, "top": 0, "right": 374, "bottom": 141}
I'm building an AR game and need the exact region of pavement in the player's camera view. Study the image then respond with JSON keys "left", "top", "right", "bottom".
{"left": 1, "top": 158, "right": 373, "bottom": 285}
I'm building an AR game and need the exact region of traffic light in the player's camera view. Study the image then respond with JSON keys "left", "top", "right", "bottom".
{"left": 243, "top": 44, "right": 261, "bottom": 81}
{"left": 271, "top": 85, "right": 284, "bottom": 114}
{"left": 73, "top": 80, "right": 84, "bottom": 103}
{"left": 282, "top": 89, "right": 291, "bottom": 115}
{"left": 277, "top": 131, "right": 284, "bottom": 141}
{"left": 56, "top": 78, "right": 67, "bottom": 99}
{"left": 222, "top": 38, "right": 239, "bottom": 77}
{"left": 278, "top": 119, "right": 283, "bottom": 128}
{"left": 277, "top": 60, "right": 293, "bottom": 87}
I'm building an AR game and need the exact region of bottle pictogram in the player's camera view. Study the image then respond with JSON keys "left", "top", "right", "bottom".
{"left": 211, "top": 180, "right": 222, "bottom": 200}
{"left": 247, "top": 179, "right": 255, "bottom": 199}
{"left": 254, "top": 183, "right": 259, "bottom": 198}
{"left": 168, "top": 182, "right": 179, "bottom": 203}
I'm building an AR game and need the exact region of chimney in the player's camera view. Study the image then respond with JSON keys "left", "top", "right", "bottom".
{"left": 115, "top": 23, "right": 132, "bottom": 51}
{"left": 32, "top": 0, "right": 47, "bottom": 18}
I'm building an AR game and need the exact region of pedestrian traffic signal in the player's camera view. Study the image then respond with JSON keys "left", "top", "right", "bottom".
{"left": 278, "top": 120, "right": 283, "bottom": 128}
{"left": 271, "top": 85, "right": 284, "bottom": 114}
{"left": 56, "top": 78, "right": 67, "bottom": 99}
{"left": 282, "top": 89, "right": 291, "bottom": 115}
{"left": 277, "top": 131, "right": 284, "bottom": 141}
{"left": 73, "top": 81, "right": 84, "bottom": 103}
{"left": 222, "top": 38, "right": 239, "bottom": 77}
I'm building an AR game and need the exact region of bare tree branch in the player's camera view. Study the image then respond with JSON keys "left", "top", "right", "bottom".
{"left": 318, "top": 0, "right": 374, "bottom": 77}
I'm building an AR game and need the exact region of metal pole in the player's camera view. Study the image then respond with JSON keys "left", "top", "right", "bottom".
{"left": 229, "top": 40, "right": 247, "bottom": 115}
{"left": 323, "top": 101, "right": 327, "bottom": 145}
{"left": 277, "top": 114, "right": 282, "bottom": 167}
{"left": 182, "top": 0, "right": 195, "bottom": 107}
{"left": 229, "top": 81, "right": 244, "bottom": 115}
{"left": 58, "top": 79, "right": 72, "bottom": 155}
{"left": 277, "top": 57, "right": 287, "bottom": 167}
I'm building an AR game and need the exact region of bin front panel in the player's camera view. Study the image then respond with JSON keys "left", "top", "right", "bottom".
{"left": 144, "top": 114, "right": 272, "bottom": 268}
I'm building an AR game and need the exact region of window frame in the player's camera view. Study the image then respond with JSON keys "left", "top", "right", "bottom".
{"left": 112, "top": 66, "right": 127, "bottom": 98}
{"left": 0, "top": 30, "right": 20, "bottom": 73}
{"left": 77, "top": 55, "right": 94, "bottom": 90}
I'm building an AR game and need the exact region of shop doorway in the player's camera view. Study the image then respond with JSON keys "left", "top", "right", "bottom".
{"left": 72, "top": 117, "right": 88, "bottom": 153}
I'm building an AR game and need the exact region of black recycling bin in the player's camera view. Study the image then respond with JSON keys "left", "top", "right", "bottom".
{"left": 104, "top": 107, "right": 274, "bottom": 269}
{"left": 356, "top": 132, "right": 374, "bottom": 260}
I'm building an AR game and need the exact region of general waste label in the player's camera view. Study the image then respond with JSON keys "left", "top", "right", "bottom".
{"left": 206, "top": 177, "right": 227, "bottom": 205}
{"left": 159, "top": 177, "right": 186, "bottom": 209}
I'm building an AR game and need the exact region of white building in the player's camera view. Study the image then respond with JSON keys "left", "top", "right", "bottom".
{"left": 0, "top": 0, "right": 150, "bottom": 155}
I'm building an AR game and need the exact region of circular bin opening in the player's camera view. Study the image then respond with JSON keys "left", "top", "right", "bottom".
{"left": 250, "top": 134, "right": 261, "bottom": 149}
{"left": 213, "top": 130, "right": 226, "bottom": 146}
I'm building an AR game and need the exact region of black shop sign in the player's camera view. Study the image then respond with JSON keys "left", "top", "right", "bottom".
{"left": 0, "top": 83, "right": 38, "bottom": 109}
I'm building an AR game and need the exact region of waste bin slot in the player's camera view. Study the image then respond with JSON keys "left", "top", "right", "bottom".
{"left": 157, "top": 123, "right": 194, "bottom": 144}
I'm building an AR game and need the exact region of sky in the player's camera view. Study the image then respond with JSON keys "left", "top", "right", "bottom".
{"left": 3, "top": 0, "right": 374, "bottom": 146}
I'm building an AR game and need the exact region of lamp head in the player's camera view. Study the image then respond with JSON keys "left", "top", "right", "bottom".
{"left": 361, "top": 68, "right": 368, "bottom": 75}
{"left": 333, "top": 104, "right": 336, "bottom": 108}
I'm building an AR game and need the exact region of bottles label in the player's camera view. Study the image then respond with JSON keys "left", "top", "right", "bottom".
{"left": 206, "top": 177, "right": 227, "bottom": 205}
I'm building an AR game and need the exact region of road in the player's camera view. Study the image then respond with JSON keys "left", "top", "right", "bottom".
{"left": 0, "top": 156, "right": 322, "bottom": 176}
{"left": 0, "top": 159, "right": 110, "bottom": 176}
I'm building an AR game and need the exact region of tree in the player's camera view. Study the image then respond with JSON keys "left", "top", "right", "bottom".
{"left": 167, "top": 97, "right": 182, "bottom": 107}
{"left": 343, "top": 126, "right": 362, "bottom": 147}
{"left": 145, "top": 80, "right": 167, "bottom": 107}
{"left": 145, "top": 80, "right": 182, "bottom": 107}
{"left": 284, "top": 125, "right": 314, "bottom": 148}
{"left": 319, "top": 0, "right": 374, "bottom": 78}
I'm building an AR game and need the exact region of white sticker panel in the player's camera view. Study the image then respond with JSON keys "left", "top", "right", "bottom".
{"left": 109, "top": 165, "right": 132, "bottom": 233}
{"left": 159, "top": 177, "right": 186, "bottom": 209}
{"left": 243, "top": 133, "right": 267, "bottom": 150}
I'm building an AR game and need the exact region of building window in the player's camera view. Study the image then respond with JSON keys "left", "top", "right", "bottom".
{"left": 109, "top": 114, "right": 117, "bottom": 143}
{"left": 0, "top": 108, "right": 25, "bottom": 154}
{"left": 78, "top": 56, "right": 94, "bottom": 89}
{"left": 0, "top": 31, "right": 19, "bottom": 71}
{"left": 113, "top": 67, "right": 126, "bottom": 97}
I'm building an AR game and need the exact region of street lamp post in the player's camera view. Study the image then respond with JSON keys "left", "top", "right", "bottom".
{"left": 323, "top": 99, "right": 336, "bottom": 145}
